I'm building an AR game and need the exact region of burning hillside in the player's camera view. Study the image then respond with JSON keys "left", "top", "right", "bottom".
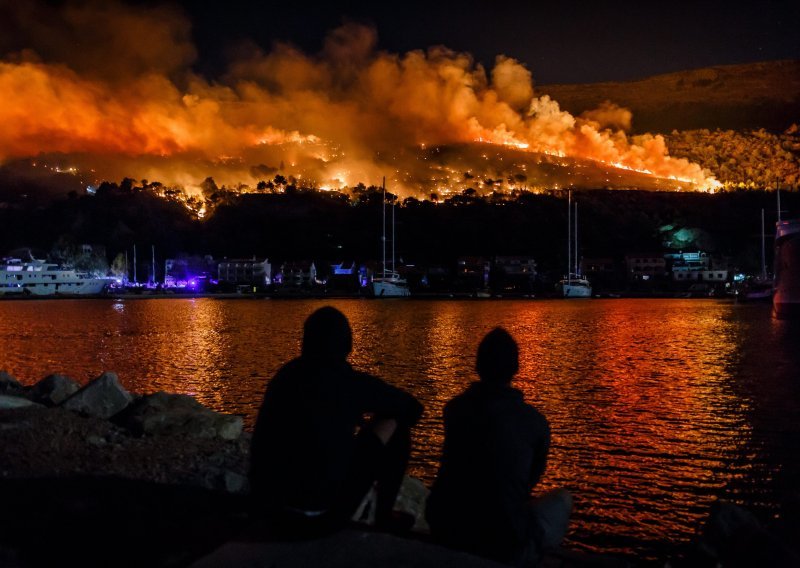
{"left": 0, "top": 0, "right": 723, "bottom": 201}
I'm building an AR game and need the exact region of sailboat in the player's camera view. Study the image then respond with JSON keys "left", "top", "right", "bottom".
{"left": 372, "top": 178, "right": 411, "bottom": 297}
{"left": 557, "top": 190, "right": 592, "bottom": 298}
{"left": 741, "top": 208, "right": 773, "bottom": 302}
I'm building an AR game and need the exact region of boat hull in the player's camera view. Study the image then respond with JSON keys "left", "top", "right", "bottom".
{"left": 558, "top": 277, "right": 592, "bottom": 298}
{"left": 2, "top": 259, "right": 110, "bottom": 297}
{"left": 773, "top": 220, "right": 800, "bottom": 319}
{"left": 372, "top": 279, "right": 410, "bottom": 297}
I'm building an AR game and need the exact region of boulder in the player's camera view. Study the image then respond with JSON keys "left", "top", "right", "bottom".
{"left": 190, "top": 528, "right": 508, "bottom": 568}
{"left": 351, "top": 476, "right": 430, "bottom": 532}
{"left": 192, "top": 467, "right": 250, "bottom": 494}
{"left": 115, "top": 391, "right": 243, "bottom": 440}
{"left": 0, "top": 371, "right": 23, "bottom": 395}
{"left": 61, "top": 371, "right": 132, "bottom": 419}
{"left": 698, "top": 501, "right": 800, "bottom": 567}
{"left": 395, "top": 475, "right": 431, "bottom": 533}
{"left": 30, "top": 374, "right": 80, "bottom": 406}
{"left": 0, "top": 395, "right": 41, "bottom": 410}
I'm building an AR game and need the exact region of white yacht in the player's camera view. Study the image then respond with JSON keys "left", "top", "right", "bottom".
{"left": 558, "top": 190, "right": 592, "bottom": 298}
{"left": 372, "top": 179, "right": 410, "bottom": 298}
{"left": 1, "top": 258, "right": 109, "bottom": 296}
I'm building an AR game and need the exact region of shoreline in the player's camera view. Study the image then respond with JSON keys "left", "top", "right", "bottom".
{"left": 0, "top": 291, "right": 742, "bottom": 301}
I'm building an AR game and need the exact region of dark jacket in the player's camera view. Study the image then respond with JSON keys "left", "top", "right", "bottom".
{"left": 426, "top": 381, "right": 550, "bottom": 561}
{"left": 250, "top": 356, "right": 422, "bottom": 513}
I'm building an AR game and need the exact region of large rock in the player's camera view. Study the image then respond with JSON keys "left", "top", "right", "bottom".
{"left": 698, "top": 501, "right": 800, "bottom": 567}
{"left": 395, "top": 476, "right": 431, "bottom": 533}
{"left": 30, "top": 374, "right": 80, "bottom": 406}
{"left": 190, "top": 528, "right": 508, "bottom": 568}
{"left": 0, "top": 371, "right": 23, "bottom": 395}
{"left": 61, "top": 371, "right": 132, "bottom": 419}
{"left": 0, "top": 395, "right": 41, "bottom": 410}
{"left": 116, "top": 391, "right": 243, "bottom": 440}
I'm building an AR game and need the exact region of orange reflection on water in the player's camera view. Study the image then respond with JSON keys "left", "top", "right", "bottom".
{"left": 510, "top": 300, "right": 750, "bottom": 552}
{"left": 0, "top": 298, "right": 782, "bottom": 560}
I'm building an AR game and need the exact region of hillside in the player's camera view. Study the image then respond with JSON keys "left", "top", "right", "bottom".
{"left": 539, "top": 60, "right": 800, "bottom": 133}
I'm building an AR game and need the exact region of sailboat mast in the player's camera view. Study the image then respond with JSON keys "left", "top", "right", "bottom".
{"left": 761, "top": 208, "right": 767, "bottom": 279}
{"left": 392, "top": 194, "right": 396, "bottom": 274}
{"left": 567, "top": 190, "right": 571, "bottom": 285}
{"left": 382, "top": 177, "right": 386, "bottom": 279}
{"left": 133, "top": 244, "right": 137, "bottom": 283}
{"left": 151, "top": 245, "right": 156, "bottom": 285}
{"left": 574, "top": 201, "right": 579, "bottom": 276}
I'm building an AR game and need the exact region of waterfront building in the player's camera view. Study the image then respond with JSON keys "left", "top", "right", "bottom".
{"left": 666, "top": 251, "right": 728, "bottom": 283}
{"left": 625, "top": 254, "right": 668, "bottom": 282}
{"left": 164, "top": 255, "right": 217, "bottom": 288}
{"left": 274, "top": 261, "right": 317, "bottom": 287}
{"left": 218, "top": 257, "right": 272, "bottom": 287}
{"left": 493, "top": 256, "right": 537, "bottom": 294}
{"left": 454, "top": 257, "right": 491, "bottom": 292}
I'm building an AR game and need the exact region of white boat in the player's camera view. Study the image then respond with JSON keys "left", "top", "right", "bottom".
{"left": 773, "top": 218, "right": 800, "bottom": 319}
{"left": 1, "top": 258, "right": 109, "bottom": 297}
{"left": 558, "top": 274, "right": 593, "bottom": 298}
{"left": 372, "top": 179, "right": 410, "bottom": 298}
{"left": 557, "top": 190, "right": 592, "bottom": 298}
{"left": 373, "top": 271, "right": 411, "bottom": 297}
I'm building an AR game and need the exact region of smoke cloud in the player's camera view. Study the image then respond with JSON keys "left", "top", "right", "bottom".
{"left": 0, "top": 1, "right": 718, "bottom": 195}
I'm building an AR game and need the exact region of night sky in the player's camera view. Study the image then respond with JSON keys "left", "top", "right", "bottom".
{"left": 178, "top": 0, "right": 799, "bottom": 84}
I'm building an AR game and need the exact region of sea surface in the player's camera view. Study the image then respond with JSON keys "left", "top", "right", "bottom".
{"left": 2, "top": 298, "right": 799, "bottom": 560}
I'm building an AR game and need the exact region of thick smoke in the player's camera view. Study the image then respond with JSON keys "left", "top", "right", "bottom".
{"left": 0, "top": 1, "right": 718, "bottom": 194}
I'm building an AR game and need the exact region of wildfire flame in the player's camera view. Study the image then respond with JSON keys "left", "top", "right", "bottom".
{"left": 0, "top": 1, "right": 719, "bottom": 196}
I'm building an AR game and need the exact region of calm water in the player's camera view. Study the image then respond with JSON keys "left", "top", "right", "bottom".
{"left": 2, "top": 298, "right": 799, "bottom": 560}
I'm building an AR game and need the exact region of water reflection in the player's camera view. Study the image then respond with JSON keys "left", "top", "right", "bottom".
{"left": 0, "top": 298, "right": 794, "bottom": 560}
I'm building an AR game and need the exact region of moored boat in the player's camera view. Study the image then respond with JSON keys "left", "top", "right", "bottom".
{"left": 559, "top": 190, "right": 592, "bottom": 299}
{"left": 1, "top": 258, "right": 110, "bottom": 297}
{"left": 372, "top": 272, "right": 411, "bottom": 297}
{"left": 773, "top": 219, "right": 800, "bottom": 319}
{"left": 558, "top": 274, "right": 593, "bottom": 298}
{"left": 372, "top": 178, "right": 410, "bottom": 298}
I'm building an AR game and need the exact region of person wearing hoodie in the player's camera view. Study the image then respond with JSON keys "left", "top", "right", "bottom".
{"left": 250, "top": 306, "right": 423, "bottom": 536}
{"left": 427, "top": 327, "right": 571, "bottom": 566}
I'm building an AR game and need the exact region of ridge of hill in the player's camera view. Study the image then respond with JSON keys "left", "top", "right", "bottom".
{"left": 539, "top": 60, "right": 800, "bottom": 133}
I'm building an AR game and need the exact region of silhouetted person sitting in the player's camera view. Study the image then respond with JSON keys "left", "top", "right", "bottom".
{"left": 426, "top": 327, "right": 572, "bottom": 566}
{"left": 250, "top": 306, "right": 423, "bottom": 538}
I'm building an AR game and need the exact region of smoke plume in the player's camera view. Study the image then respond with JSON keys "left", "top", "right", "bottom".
{"left": 0, "top": 1, "right": 718, "bottom": 195}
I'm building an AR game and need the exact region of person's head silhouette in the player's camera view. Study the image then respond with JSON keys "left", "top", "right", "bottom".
{"left": 302, "top": 306, "right": 353, "bottom": 361}
{"left": 476, "top": 327, "right": 519, "bottom": 384}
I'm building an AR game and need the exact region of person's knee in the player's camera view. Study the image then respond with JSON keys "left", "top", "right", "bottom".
{"left": 553, "top": 488, "right": 573, "bottom": 512}
{"left": 371, "top": 418, "right": 398, "bottom": 445}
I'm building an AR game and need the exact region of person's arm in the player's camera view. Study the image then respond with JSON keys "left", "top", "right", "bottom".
{"left": 355, "top": 371, "right": 423, "bottom": 427}
{"left": 528, "top": 416, "right": 551, "bottom": 488}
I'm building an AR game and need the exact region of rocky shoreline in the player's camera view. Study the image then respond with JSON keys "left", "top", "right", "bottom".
{"left": 1, "top": 371, "right": 797, "bottom": 567}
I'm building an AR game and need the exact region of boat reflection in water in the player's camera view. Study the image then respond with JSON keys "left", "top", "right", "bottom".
{"left": 1, "top": 299, "right": 797, "bottom": 560}
{"left": 773, "top": 219, "right": 800, "bottom": 319}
